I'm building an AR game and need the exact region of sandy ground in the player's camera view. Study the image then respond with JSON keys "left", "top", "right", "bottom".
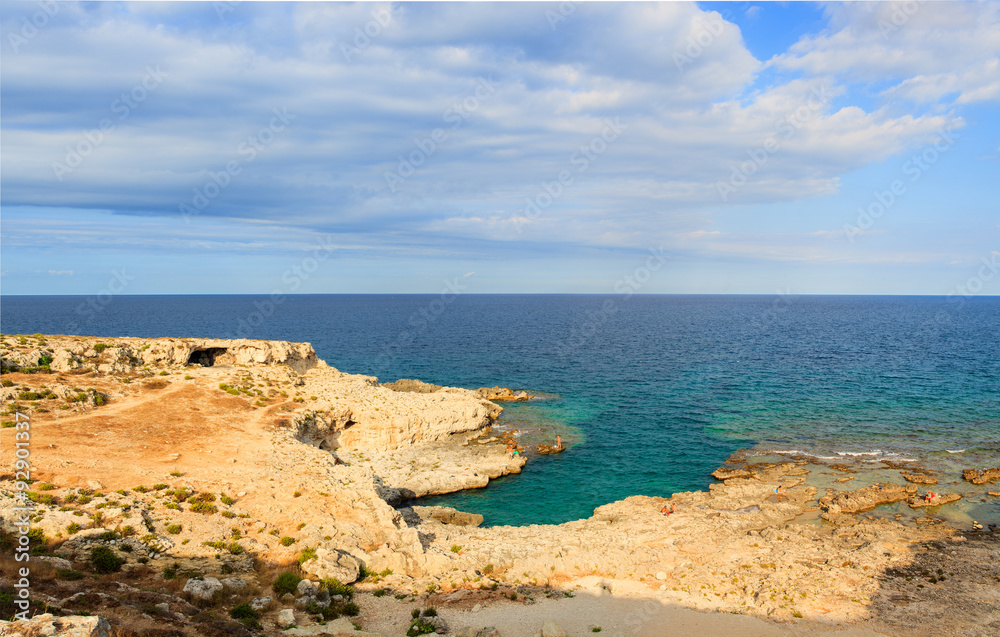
{"left": 355, "top": 578, "right": 888, "bottom": 637}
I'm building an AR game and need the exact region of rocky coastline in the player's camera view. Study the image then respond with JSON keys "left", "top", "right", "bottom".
{"left": 1, "top": 335, "right": 998, "bottom": 637}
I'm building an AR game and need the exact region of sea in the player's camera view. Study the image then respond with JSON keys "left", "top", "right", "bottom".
{"left": 2, "top": 294, "right": 998, "bottom": 527}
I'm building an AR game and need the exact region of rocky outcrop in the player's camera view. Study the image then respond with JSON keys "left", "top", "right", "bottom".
{"left": 819, "top": 483, "right": 915, "bottom": 518}
{"left": 382, "top": 378, "right": 443, "bottom": 393}
{"left": 183, "top": 576, "right": 224, "bottom": 601}
{"left": 0, "top": 614, "right": 111, "bottom": 637}
{"left": 300, "top": 548, "right": 362, "bottom": 584}
{"left": 412, "top": 505, "right": 484, "bottom": 527}
{"left": 901, "top": 471, "right": 938, "bottom": 484}
{"left": 4, "top": 336, "right": 321, "bottom": 374}
{"left": 908, "top": 493, "right": 962, "bottom": 508}
{"left": 474, "top": 386, "right": 533, "bottom": 401}
{"left": 536, "top": 444, "right": 565, "bottom": 455}
{"left": 963, "top": 467, "right": 1000, "bottom": 485}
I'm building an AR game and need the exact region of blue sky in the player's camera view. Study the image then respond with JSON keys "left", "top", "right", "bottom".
{"left": 1, "top": 1, "right": 998, "bottom": 296}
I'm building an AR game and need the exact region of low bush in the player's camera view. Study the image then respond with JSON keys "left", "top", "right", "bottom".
{"left": 273, "top": 571, "right": 301, "bottom": 596}
{"left": 90, "top": 546, "right": 124, "bottom": 573}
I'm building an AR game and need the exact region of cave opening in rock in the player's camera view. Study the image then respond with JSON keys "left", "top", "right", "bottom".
{"left": 186, "top": 347, "right": 228, "bottom": 367}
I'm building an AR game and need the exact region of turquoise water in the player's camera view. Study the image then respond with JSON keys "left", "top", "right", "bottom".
{"left": 3, "top": 294, "right": 998, "bottom": 526}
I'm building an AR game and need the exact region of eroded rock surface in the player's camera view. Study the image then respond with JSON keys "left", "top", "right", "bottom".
{"left": 963, "top": 467, "right": 1000, "bottom": 485}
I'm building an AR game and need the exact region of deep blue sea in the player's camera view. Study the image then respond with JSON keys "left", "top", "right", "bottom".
{"left": 2, "top": 295, "right": 998, "bottom": 526}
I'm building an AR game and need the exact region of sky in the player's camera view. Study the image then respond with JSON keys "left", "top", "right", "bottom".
{"left": 1, "top": 0, "right": 998, "bottom": 296}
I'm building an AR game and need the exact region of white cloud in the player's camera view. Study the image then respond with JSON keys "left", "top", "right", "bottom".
{"left": 772, "top": 1, "right": 1000, "bottom": 105}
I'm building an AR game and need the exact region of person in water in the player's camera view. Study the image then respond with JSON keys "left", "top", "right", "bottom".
{"left": 774, "top": 486, "right": 787, "bottom": 502}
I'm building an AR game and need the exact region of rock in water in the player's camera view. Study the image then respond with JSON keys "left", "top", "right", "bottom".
{"left": 963, "top": 467, "right": 1000, "bottom": 485}
{"left": 908, "top": 493, "right": 962, "bottom": 508}
{"left": 536, "top": 444, "right": 565, "bottom": 455}
{"left": 901, "top": 472, "right": 938, "bottom": 485}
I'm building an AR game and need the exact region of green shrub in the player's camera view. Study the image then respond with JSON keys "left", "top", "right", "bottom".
{"left": 279, "top": 536, "right": 295, "bottom": 547}
{"left": 93, "top": 343, "right": 107, "bottom": 354}
{"left": 90, "top": 546, "right": 124, "bottom": 573}
{"left": 341, "top": 601, "right": 360, "bottom": 616}
{"left": 273, "top": 571, "right": 301, "bottom": 596}
{"left": 407, "top": 619, "right": 437, "bottom": 637}
{"left": 196, "top": 492, "right": 216, "bottom": 502}
{"left": 323, "top": 578, "right": 354, "bottom": 599}
{"left": 230, "top": 603, "right": 260, "bottom": 628}
{"left": 220, "top": 495, "right": 235, "bottom": 505}
{"left": 227, "top": 542, "right": 244, "bottom": 555}
{"left": 220, "top": 510, "right": 235, "bottom": 518}
{"left": 163, "top": 563, "right": 179, "bottom": 580}
{"left": 166, "top": 524, "right": 182, "bottom": 535}
{"left": 422, "top": 607, "right": 437, "bottom": 617}
{"left": 152, "top": 483, "right": 168, "bottom": 490}
{"left": 17, "top": 392, "right": 41, "bottom": 401}
{"left": 450, "top": 545, "right": 461, "bottom": 553}
{"left": 56, "top": 568, "right": 85, "bottom": 580}
{"left": 189, "top": 502, "right": 217, "bottom": 515}
{"left": 133, "top": 485, "right": 149, "bottom": 493}
{"left": 120, "top": 525, "right": 136, "bottom": 537}
{"left": 66, "top": 522, "right": 82, "bottom": 534}
{"left": 373, "top": 588, "right": 388, "bottom": 597}
{"left": 297, "top": 547, "right": 317, "bottom": 565}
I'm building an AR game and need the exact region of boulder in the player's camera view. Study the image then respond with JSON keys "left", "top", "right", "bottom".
{"left": 221, "top": 577, "right": 248, "bottom": 591}
{"left": 250, "top": 596, "right": 273, "bottom": 611}
{"left": 182, "top": 576, "right": 223, "bottom": 601}
{"left": 301, "top": 548, "right": 361, "bottom": 584}
{"left": 277, "top": 608, "right": 297, "bottom": 628}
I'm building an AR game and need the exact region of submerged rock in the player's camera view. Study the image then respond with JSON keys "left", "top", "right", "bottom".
{"left": 901, "top": 472, "right": 938, "bottom": 485}
{"left": 963, "top": 467, "right": 1000, "bottom": 485}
